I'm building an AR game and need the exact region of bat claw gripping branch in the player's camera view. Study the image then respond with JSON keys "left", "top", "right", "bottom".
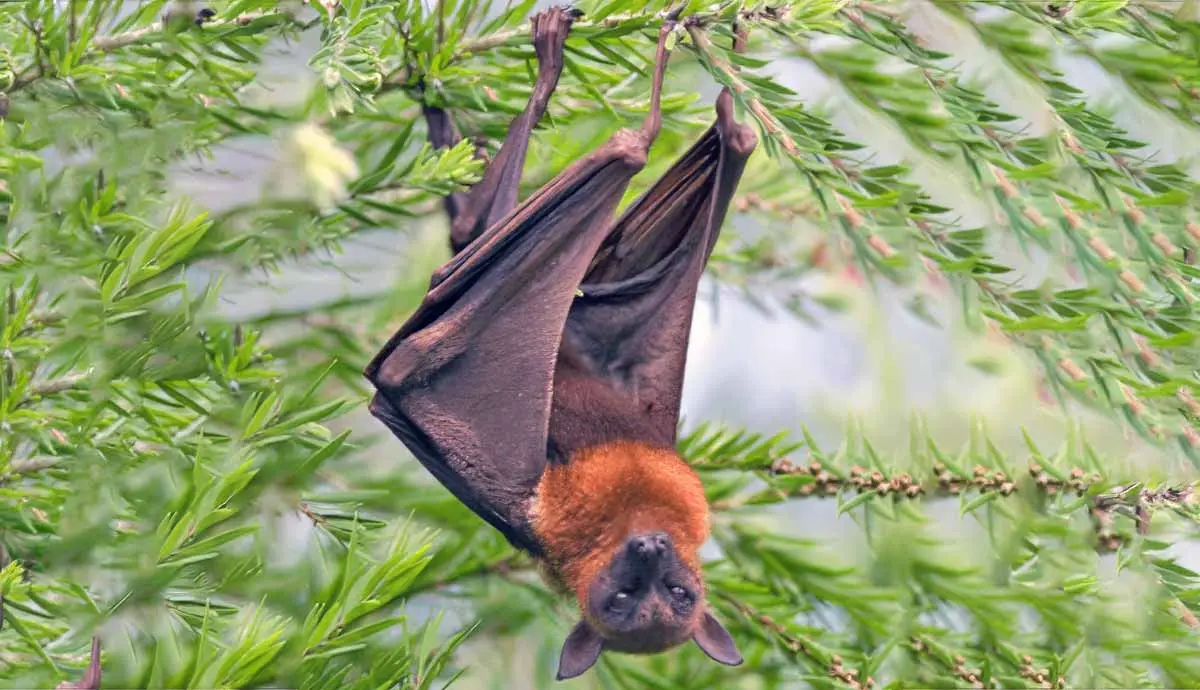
{"left": 532, "top": 6, "right": 576, "bottom": 78}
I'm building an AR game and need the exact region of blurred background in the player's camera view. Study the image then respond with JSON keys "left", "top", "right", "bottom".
{"left": 5, "top": 0, "right": 1200, "bottom": 687}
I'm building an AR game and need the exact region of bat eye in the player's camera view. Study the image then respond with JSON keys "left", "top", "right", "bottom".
{"left": 607, "top": 591, "right": 633, "bottom": 613}
{"left": 669, "top": 585, "right": 688, "bottom": 600}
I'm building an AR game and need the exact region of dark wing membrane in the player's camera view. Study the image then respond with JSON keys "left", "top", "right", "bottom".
{"left": 365, "top": 134, "right": 656, "bottom": 553}
{"left": 562, "top": 92, "right": 758, "bottom": 446}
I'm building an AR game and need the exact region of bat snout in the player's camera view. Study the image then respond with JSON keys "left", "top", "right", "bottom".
{"left": 627, "top": 531, "right": 672, "bottom": 561}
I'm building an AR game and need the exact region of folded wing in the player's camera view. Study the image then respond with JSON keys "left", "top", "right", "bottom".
{"left": 365, "top": 18, "right": 679, "bottom": 554}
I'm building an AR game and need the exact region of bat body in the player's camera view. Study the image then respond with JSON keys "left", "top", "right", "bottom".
{"left": 365, "top": 7, "right": 757, "bottom": 680}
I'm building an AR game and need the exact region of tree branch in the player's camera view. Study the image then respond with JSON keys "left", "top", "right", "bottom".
{"left": 94, "top": 9, "right": 292, "bottom": 51}
{"left": 30, "top": 370, "right": 92, "bottom": 397}
{"left": 9, "top": 10, "right": 297, "bottom": 94}
{"left": 406, "top": 554, "right": 533, "bottom": 598}
{"left": 0, "top": 457, "right": 64, "bottom": 484}
{"left": 380, "top": 12, "right": 653, "bottom": 91}
{"left": 382, "top": 5, "right": 784, "bottom": 91}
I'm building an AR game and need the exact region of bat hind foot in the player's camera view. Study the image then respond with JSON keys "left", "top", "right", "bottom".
{"left": 532, "top": 7, "right": 577, "bottom": 66}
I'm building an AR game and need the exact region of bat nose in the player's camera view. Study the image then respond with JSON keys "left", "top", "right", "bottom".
{"left": 631, "top": 532, "right": 671, "bottom": 559}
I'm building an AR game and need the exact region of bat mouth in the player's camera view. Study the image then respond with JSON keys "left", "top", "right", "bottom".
{"left": 599, "top": 621, "right": 694, "bottom": 655}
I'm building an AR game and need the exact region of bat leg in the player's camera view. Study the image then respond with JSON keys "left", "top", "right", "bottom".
{"left": 714, "top": 26, "right": 757, "bottom": 162}
{"left": 421, "top": 104, "right": 469, "bottom": 226}
{"left": 420, "top": 7, "right": 578, "bottom": 256}
{"left": 365, "top": 18, "right": 680, "bottom": 551}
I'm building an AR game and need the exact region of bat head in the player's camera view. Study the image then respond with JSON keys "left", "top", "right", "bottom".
{"left": 555, "top": 530, "right": 742, "bottom": 680}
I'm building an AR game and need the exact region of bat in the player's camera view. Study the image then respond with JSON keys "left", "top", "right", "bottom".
{"left": 365, "top": 6, "right": 758, "bottom": 680}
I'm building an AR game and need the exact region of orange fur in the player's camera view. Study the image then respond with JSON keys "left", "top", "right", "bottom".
{"left": 530, "top": 441, "right": 709, "bottom": 607}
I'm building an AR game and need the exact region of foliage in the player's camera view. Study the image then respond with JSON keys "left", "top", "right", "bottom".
{"left": 1, "top": 0, "right": 1199, "bottom": 688}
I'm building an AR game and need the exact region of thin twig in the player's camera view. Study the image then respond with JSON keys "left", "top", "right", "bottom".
{"left": 406, "top": 554, "right": 532, "bottom": 598}
{"left": 68, "top": 0, "right": 78, "bottom": 45}
{"left": 717, "top": 591, "right": 860, "bottom": 686}
{"left": 93, "top": 9, "right": 288, "bottom": 51}
{"left": 9, "top": 10, "right": 297, "bottom": 93}
{"left": 1176, "top": 600, "right": 1200, "bottom": 628}
{"left": 0, "top": 457, "right": 64, "bottom": 484}
{"left": 31, "top": 370, "right": 92, "bottom": 397}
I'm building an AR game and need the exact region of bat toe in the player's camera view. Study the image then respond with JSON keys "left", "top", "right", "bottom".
{"left": 532, "top": 6, "right": 576, "bottom": 56}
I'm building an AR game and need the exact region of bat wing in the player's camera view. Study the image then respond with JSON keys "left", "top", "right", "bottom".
{"left": 365, "top": 21, "right": 677, "bottom": 554}
{"left": 562, "top": 90, "right": 758, "bottom": 446}
{"left": 366, "top": 142, "right": 655, "bottom": 553}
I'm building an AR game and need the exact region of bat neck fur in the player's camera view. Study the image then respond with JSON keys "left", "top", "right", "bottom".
{"left": 530, "top": 440, "right": 709, "bottom": 603}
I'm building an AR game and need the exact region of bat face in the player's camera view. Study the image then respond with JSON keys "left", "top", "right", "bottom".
{"left": 555, "top": 529, "right": 742, "bottom": 681}
{"left": 584, "top": 531, "right": 703, "bottom": 654}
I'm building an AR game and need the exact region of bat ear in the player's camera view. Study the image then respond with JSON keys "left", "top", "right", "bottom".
{"left": 692, "top": 610, "right": 743, "bottom": 667}
{"left": 556, "top": 618, "right": 604, "bottom": 681}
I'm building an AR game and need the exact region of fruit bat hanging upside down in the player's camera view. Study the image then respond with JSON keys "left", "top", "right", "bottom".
{"left": 364, "top": 7, "right": 758, "bottom": 681}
